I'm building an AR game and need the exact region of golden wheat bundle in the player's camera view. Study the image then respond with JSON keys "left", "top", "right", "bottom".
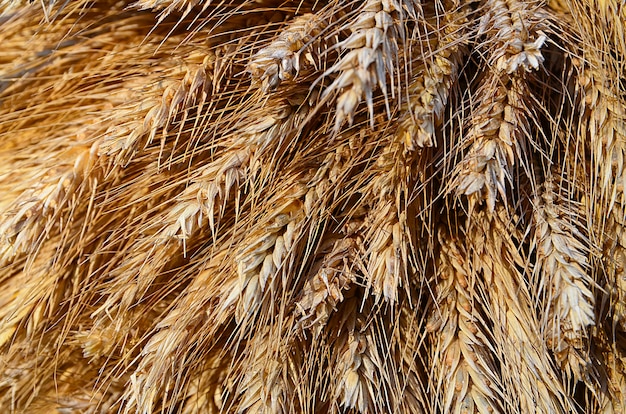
{"left": 0, "top": 0, "right": 625, "bottom": 412}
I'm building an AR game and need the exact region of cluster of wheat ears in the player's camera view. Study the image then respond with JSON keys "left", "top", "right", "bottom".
{"left": 0, "top": 0, "right": 625, "bottom": 412}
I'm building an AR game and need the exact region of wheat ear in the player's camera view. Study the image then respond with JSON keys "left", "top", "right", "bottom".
{"left": 230, "top": 185, "right": 307, "bottom": 322}
{"left": 320, "top": 0, "right": 418, "bottom": 131}
{"left": 98, "top": 51, "right": 214, "bottom": 166}
{"left": 295, "top": 227, "right": 360, "bottom": 334}
{"left": 159, "top": 97, "right": 304, "bottom": 244}
{"left": 533, "top": 174, "right": 595, "bottom": 378}
{"left": 570, "top": 3, "right": 626, "bottom": 331}
{"left": 232, "top": 321, "right": 302, "bottom": 413}
{"left": 0, "top": 141, "right": 100, "bottom": 264}
{"left": 427, "top": 228, "right": 503, "bottom": 414}
{"left": 469, "top": 208, "right": 575, "bottom": 412}
{"left": 397, "top": 0, "right": 469, "bottom": 149}
{"left": 450, "top": 0, "right": 548, "bottom": 212}
{"left": 248, "top": 13, "right": 326, "bottom": 92}
{"left": 326, "top": 296, "right": 383, "bottom": 413}
{"left": 391, "top": 300, "right": 428, "bottom": 413}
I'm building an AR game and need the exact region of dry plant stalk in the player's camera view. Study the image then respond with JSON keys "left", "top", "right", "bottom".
{"left": 1, "top": 0, "right": 626, "bottom": 413}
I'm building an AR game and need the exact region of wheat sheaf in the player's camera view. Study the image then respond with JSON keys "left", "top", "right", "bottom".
{"left": 0, "top": 0, "right": 625, "bottom": 412}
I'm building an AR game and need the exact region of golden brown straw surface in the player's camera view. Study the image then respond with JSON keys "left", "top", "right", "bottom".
{"left": 0, "top": 0, "right": 625, "bottom": 412}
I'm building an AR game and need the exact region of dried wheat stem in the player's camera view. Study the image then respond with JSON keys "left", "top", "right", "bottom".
{"left": 397, "top": 0, "right": 469, "bottom": 149}
{"left": 533, "top": 175, "right": 594, "bottom": 376}
{"left": 320, "top": 0, "right": 417, "bottom": 131}
{"left": 451, "top": 0, "right": 548, "bottom": 212}
{"left": 427, "top": 228, "right": 502, "bottom": 414}
{"left": 248, "top": 14, "right": 326, "bottom": 92}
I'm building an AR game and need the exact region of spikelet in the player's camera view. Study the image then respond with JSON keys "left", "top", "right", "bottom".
{"left": 427, "top": 228, "right": 502, "bottom": 414}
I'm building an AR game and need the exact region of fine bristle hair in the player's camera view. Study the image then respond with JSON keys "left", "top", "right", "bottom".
{"left": 1, "top": 0, "right": 626, "bottom": 413}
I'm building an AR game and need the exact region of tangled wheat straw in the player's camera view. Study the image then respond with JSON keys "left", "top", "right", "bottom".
{"left": 1, "top": 0, "right": 626, "bottom": 412}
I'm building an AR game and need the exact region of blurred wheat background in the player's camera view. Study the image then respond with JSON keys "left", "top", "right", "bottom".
{"left": 0, "top": 0, "right": 625, "bottom": 412}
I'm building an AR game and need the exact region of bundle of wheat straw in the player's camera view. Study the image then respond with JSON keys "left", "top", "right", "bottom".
{"left": 1, "top": 0, "right": 625, "bottom": 412}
